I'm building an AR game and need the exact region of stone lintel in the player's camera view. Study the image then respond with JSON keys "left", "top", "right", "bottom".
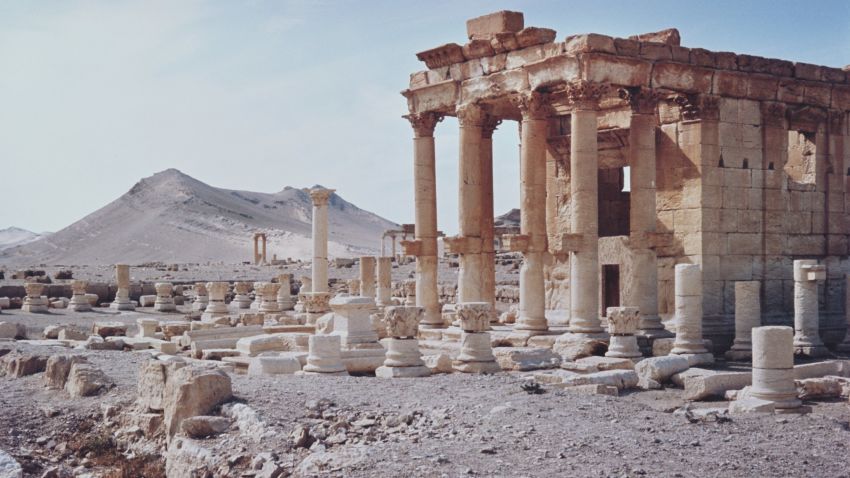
{"left": 400, "top": 239, "right": 422, "bottom": 257}
{"left": 502, "top": 233, "right": 530, "bottom": 252}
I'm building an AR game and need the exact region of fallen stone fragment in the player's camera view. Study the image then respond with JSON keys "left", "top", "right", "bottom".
{"left": 493, "top": 347, "right": 560, "bottom": 371}
{"left": 180, "top": 415, "right": 230, "bottom": 438}
{"left": 729, "top": 397, "right": 776, "bottom": 414}
{"left": 533, "top": 369, "right": 581, "bottom": 384}
{"left": 5, "top": 354, "right": 47, "bottom": 377}
{"left": 553, "top": 383, "right": 619, "bottom": 396}
{"left": 634, "top": 355, "right": 689, "bottom": 389}
{"left": 683, "top": 372, "right": 751, "bottom": 401}
{"left": 552, "top": 334, "right": 607, "bottom": 361}
{"left": 796, "top": 376, "right": 850, "bottom": 400}
{"left": 422, "top": 354, "right": 453, "bottom": 374}
{"left": 65, "top": 363, "right": 113, "bottom": 397}
{"left": 793, "top": 361, "right": 844, "bottom": 380}
{"left": 670, "top": 367, "right": 716, "bottom": 387}
{"left": 163, "top": 365, "right": 233, "bottom": 437}
{"left": 57, "top": 328, "right": 87, "bottom": 341}
{"left": 560, "top": 370, "right": 638, "bottom": 390}
{"left": 44, "top": 354, "right": 88, "bottom": 390}
{"left": 562, "top": 356, "right": 635, "bottom": 373}
{"left": 92, "top": 322, "right": 127, "bottom": 338}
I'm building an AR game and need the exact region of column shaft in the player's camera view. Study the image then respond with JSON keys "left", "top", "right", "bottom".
{"left": 310, "top": 189, "right": 334, "bottom": 293}
{"left": 481, "top": 120, "right": 497, "bottom": 314}
{"left": 457, "top": 104, "right": 485, "bottom": 303}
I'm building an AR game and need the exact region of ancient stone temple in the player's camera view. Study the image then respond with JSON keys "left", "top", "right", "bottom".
{"left": 403, "top": 10, "right": 850, "bottom": 349}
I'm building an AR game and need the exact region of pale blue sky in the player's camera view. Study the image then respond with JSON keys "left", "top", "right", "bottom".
{"left": 1, "top": 0, "right": 848, "bottom": 234}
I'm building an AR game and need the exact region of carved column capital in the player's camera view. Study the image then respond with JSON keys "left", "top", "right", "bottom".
{"left": 760, "top": 101, "right": 787, "bottom": 127}
{"left": 618, "top": 87, "right": 663, "bottom": 115}
{"left": 674, "top": 94, "right": 720, "bottom": 121}
{"left": 564, "top": 80, "right": 608, "bottom": 110}
{"left": 403, "top": 112, "right": 444, "bottom": 137}
{"left": 481, "top": 115, "right": 502, "bottom": 139}
{"left": 510, "top": 91, "right": 552, "bottom": 121}
{"left": 456, "top": 103, "right": 487, "bottom": 127}
{"left": 309, "top": 187, "right": 335, "bottom": 206}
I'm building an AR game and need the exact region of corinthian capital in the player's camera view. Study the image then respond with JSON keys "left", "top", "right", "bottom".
{"left": 618, "top": 87, "right": 663, "bottom": 115}
{"left": 403, "top": 112, "right": 444, "bottom": 138}
{"left": 309, "top": 187, "right": 335, "bottom": 206}
{"left": 481, "top": 115, "right": 502, "bottom": 139}
{"left": 564, "top": 80, "right": 608, "bottom": 110}
{"left": 456, "top": 103, "right": 487, "bottom": 127}
{"left": 674, "top": 94, "right": 719, "bottom": 121}
{"left": 510, "top": 91, "right": 551, "bottom": 121}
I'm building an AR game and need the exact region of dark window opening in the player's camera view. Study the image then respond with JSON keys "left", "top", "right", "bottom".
{"left": 598, "top": 168, "right": 630, "bottom": 237}
{"left": 602, "top": 265, "right": 620, "bottom": 312}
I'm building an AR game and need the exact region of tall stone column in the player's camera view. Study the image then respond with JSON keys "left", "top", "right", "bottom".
{"left": 376, "top": 256, "right": 392, "bottom": 306}
{"left": 725, "top": 281, "right": 761, "bottom": 361}
{"left": 253, "top": 235, "right": 259, "bottom": 264}
{"left": 670, "top": 264, "right": 710, "bottom": 357}
{"left": 359, "top": 256, "right": 376, "bottom": 298}
{"left": 261, "top": 234, "right": 267, "bottom": 264}
{"left": 310, "top": 188, "right": 333, "bottom": 293}
{"left": 750, "top": 326, "right": 801, "bottom": 410}
{"left": 837, "top": 274, "right": 850, "bottom": 352}
{"left": 110, "top": 264, "right": 134, "bottom": 311}
{"left": 792, "top": 259, "right": 828, "bottom": 357}
{"left": 448, "top": 103, "right": 486, "bottom": 304}
{"left": 511, "top": 92, "right": 549, "bottom": 334}
{"left": 403, "top": 112, "right": 443, "bottom": 328}
{"left": 481, "top": 116, "right": 501, "bottom": 318}
{"left": 566, "top": 81, "right": 606, "bottom": 336}
{"left": 620, "top": 87, "right": 670, "bottom": 339}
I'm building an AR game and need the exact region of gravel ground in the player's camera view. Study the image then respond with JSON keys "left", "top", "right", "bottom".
{"left": 1, "top": 338, "right": 849, "bottom": 478}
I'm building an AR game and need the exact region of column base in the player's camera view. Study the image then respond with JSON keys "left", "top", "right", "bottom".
{"left": 452, "top": 360, "right": 501, "bottom": 374}
{"left": 21, "top": 305, "right": 49, "bottom": 313}
{"left": 296, "top": 370, "right": 349, "bottom": 376}
{"left": 514, "top": 319, "right": 549, "bottom": 335}
{"left": 110, "top": 300, "right": 135, "bottom": 311}
{"left": 68, "top": 304, "right": 92, "bottom": 312}
{"left": 794, "top": 345, "right": 830, "bottom": 358}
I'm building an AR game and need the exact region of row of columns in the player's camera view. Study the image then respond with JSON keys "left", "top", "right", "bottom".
{"left": 405, "top": 81, "right": 668, "bottom": 335}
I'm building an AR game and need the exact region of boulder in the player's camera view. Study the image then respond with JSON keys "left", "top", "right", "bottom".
{"left": 180, "top": 416, "right": 230, "bottom": 438}
{"left": 634, "top": 355, "right": 690, "bottom": 389}
{"left": 0, "top": 448, "right": 22, "bottom": 478}
{"left": 65, "top": 363, "right": 113, "bottom": 397}
{"left": 163, "top": 365, "right": 233, "bottom": 437}
{"left": 44, "top": 355, "right": 87, "bottom": 390}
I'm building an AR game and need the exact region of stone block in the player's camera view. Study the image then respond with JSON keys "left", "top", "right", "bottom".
{"left": 466, "top": 11, "right": 524, "bottom": 40}
{"left": 561, "top": 356, "right": 635, "bottom": 373}
{"left": 652, "top": 337, "right": 675, "bottom": 356}
{"left": 793, "top": 360, "right": 844, "bottom": 380}
{"left": 247, "top": 356, "right": 301, "bottom": 375}
{"left": 564, "top": 34, "right": 616, "bottom": 55}
{"left": 634, "top": 355, "right": 690, "bottom": 389}
{"left": 515, "top": 27, "right": 556, "bottom": 48}
{"left": 640, "top": 41, "right": 672, "bottom": 60}
{"left": 139, "top": 295, "right": 156, "bottom": 307}
{"left": 0, "top": 322, "right": 26, "bottom": 340}
{"left": 651, "top": 62, "right": 712, "bottom": 93}
{"left": 553, "top": 383, "right": 619, "bottom": 396}
{"left": 92, "top": 322, "right": 127, "bottom": 338}
{"left": 729, "top": 397, "right": 775, "bottom": 414}
{"left": 422, "top": 353, "right": 453, "bottom": 374}
{"left": 559, "top": 370, "right": 638, "bottom": 390}
{"left": 683, "top": 372, "right": 752, "bottom": 400}
{"left": 580, "top": 52, "right": 651, "bottom": 87}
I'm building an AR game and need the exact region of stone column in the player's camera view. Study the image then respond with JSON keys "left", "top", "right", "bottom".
{"left": 300, "top": 335, "right": 349, "bottom": 376}
{"left": 253, "top": 235, "right": 259, "bottom": 264}
{"left": 451, "top": 103, "right": 486, "bottom": 304}
{"left": 605, "top": 306, "right": 641, "bottom": 358}
{"left": 330, "top": 296, "right": 386, "bottom": 373}
{"left": 359, "top": 256, "right": 376, "bottom": 298}
{"left": 154, "top": 282, "right": 176, "bottom": 312}
{"left": 792, "top": 259, "right": 828, "bottom": 357}
{"left": 310, "top": 188, "right": 334, "bottom": 293}
{"left": 250, "top": 282, "right": 263, "bottom": 310}
{"left": 725, "top": 281, "right": 761, "bottom": 361}
{"left": 620, "top": 87, "right": 670, "bottom": 340}
{"left": 670, "top": 264, "right": 709, "bottom": 355}
{"left": 511, "top": 92, "right": 549, "bottom": 334}
{"left": 403, "top": 279, "right": 416, "bottom": 307}
{"left": 202, "top": 282, "right": 229, "bottom": 321}
{"left": 192, "top": 282, "right": 209, "bottom": 312}
{"left": 566, "top": 81, "right": 607, "bottom": 336}
{"left": 300, "top": 292, "right": 330, "bottom": 325}
{"left": 232, "top": 281, "right": 252, "bottom": 309}
{"left": 110, "top": 264, "right": 134, "bottom": 311}
{"left": 259, "top": 282, "right": 282, "bottom": 313}
{"left": 453, "top": 302, "right": 500, "bottom": 373}
{"left": 481, "top": 116, "right": 501, "bottom": 317}
{"left": 750, "top": 326, "right": 801, "bottom": 410}
{"left": 403, "top": 112, "right": 443, "bottom": 328}
{"left": 277, "top": 274, "right": 295, "bottom": 310}
{"left": 294, "top": 276, "right": 312, "bottom": 312}
{"left": 376, "top": 256, "right": 392, "bottom": 306}
{"left": 22, "top": 283, "right": 47, "bottom": 313}
{"left": 347, "top": 279, "right": 361, "bottom": 296}
{"left": 838, "top": 274, "right": 850, "bottom": 352}
{"left": 376, "top": 306, "right": 430, "bottom": 378}
{"left": 68, "top": 280, "right": 92, "bottom": 312}
{"left": 261, "top": 234, "right": 267, "bottom": 264}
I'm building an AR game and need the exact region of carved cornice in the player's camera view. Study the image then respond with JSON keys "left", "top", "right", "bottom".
{"left": 564, "top": 80, "right": 608, "bottom": 110}
{"left": 456, "top": 103, "right": 487, "bottom": 127}
{"left": 674, "top": 94, "right": 719, "bottom": 121}
{"left": 481, "top": 116, "right": 502, "bottom": 139}
{"left": 403, "top": 112, "right": 444, "bottom": 138}
{"left": 510, "top": 91, "right": 552, "bottom": 121}
{"left": 618, "top": 87, "right": 663, "bottom": 115}
{"left": 760, "top": 101, "right": 787, "bottom": 127}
